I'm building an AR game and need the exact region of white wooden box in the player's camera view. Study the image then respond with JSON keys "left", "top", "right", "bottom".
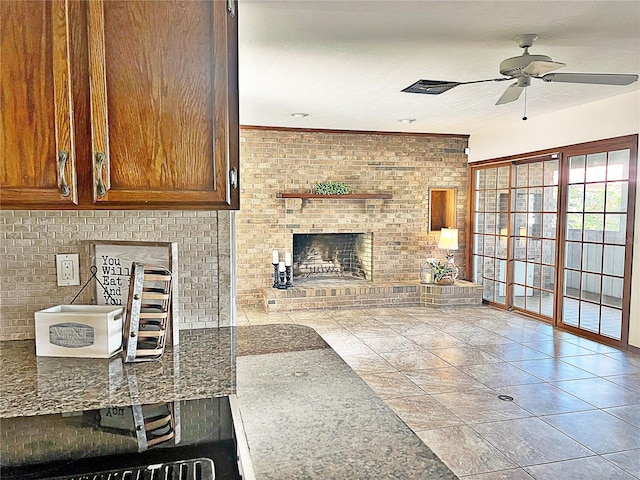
{"left": 35, "top": 305, "right": 124, "bottom": 358}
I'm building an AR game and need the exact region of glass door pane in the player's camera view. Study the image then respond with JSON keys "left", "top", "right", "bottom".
{"left": 509, "top": 158, "right": 558, "bottom": 320}
{"left": 472, "top": 165, "right": 509, "bottom": 305}
{"left": 560, "top": 149, "right": 631, "bottom": 341}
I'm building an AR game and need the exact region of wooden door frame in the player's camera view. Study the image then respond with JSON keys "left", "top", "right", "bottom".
{"left": 468, "top": 134, "right": 638, "bottom": 349}
{"left": 555, "top": 135, "right": 637, "bottom": 348}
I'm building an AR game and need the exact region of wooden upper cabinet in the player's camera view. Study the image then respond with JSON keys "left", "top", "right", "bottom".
{"left": 87, "top": 0, "right": 238, "bottom": 208}
{"left": 0, "top": 0, "right": 239, "bottom": 210}
{"left": 0, "top": 0, "right": 77, "bottom": 207}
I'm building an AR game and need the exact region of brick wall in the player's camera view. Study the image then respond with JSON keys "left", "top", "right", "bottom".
{"left": 236, "top": 128, "right": 470, "bottom": 308}
{"left": 0, "top": 210, "right": 233, "bottom": 341}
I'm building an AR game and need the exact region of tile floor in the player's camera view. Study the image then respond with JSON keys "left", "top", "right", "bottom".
{"left": 238, "top": 305, "right": 640, "bottom": 479}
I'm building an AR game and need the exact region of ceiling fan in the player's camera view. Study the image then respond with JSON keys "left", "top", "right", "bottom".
{"left": 402, "top": 34, "right": 639, "bottom": 106}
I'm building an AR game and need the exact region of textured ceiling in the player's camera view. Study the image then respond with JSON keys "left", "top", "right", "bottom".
{"left": 238, "top": 0, "right": 640, "bottom": 135}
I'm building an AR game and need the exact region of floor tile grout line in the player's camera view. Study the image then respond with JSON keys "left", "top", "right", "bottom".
{"left": 466, "top": 420, "right": 600, "bottom": 469}
{"left": 551, "top": 405, "right": 640, "bottom": 430}
{"left": 537, "top": 408, "right": 640, "bottom": 442}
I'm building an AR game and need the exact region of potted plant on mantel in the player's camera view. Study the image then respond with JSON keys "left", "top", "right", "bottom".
{"left": 314, "top": 181, "right": 351, "bottom": 195}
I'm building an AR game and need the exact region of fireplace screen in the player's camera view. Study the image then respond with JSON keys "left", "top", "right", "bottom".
{"left": 293, "top": 233, "right": 372, "bottom": 280}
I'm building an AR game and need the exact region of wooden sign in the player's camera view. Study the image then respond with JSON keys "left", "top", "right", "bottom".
{"left": 90, "top": 241, "right": 179, "bottom": 345}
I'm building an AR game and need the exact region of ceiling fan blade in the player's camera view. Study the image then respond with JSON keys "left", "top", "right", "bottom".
{"left": 496, "top": 82, "right": 524, "bottom": 105}
{"left": 542, "top": 73, "right": 639, "bottom": 85}
{"left": 523, "top": 60, "right": 565, "bottom": 76}
{"left": 402, "top": 78, "right": 508, "bottom": 95}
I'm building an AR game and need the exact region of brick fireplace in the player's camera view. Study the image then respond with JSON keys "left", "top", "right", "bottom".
{"left": 236, "top": 127, "right": 470, "bottom": 310}
{"left": 293, "top": 233, "right": 373, "bottom": 281}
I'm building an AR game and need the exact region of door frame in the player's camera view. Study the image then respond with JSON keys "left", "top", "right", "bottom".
{"left": 467, "top": 134, "right": 638, "bottom": 349}
{"left": 555, "top": 136, "right": 637, "bottom": 348}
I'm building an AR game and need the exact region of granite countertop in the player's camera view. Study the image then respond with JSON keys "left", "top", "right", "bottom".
{"left": 1, "top": 324, "right": 457, "bottom": 479}
{"left": 0, "top": 328, "right": 235, "bottom": 418}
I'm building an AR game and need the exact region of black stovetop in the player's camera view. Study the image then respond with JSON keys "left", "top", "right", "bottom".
{"left": 1, "top": 396, "right": 240, "bottom": 480}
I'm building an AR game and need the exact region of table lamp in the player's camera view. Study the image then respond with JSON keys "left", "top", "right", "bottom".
{"left": 438, "top": 228, "right": 459, "bottom": 279}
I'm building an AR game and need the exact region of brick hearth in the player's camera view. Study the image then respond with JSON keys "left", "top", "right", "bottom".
{"left": 263, "top": 280, "right": 421, "bottom": 313}
{"left": 262, "top": 279, "right": 483, "bottom": 313}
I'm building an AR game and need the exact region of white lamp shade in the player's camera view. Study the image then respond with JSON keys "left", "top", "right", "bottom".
{"left": 438, "top": 228, "right": 459, "bottom": 250}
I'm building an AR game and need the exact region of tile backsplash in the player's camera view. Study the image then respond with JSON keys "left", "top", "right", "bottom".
{"left": 0, "top": 210, "right": 232, "bottom": 341}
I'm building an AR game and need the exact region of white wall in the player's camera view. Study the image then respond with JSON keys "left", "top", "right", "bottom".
{"left": 467, "top": 90, "right": 640, "bottom": 348}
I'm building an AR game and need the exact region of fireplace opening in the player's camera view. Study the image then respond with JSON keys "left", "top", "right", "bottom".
{"left": 293, "top": 233, "right": 373, "bottom": 281}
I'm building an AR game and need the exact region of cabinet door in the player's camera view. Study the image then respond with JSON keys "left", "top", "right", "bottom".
{"left": 0, "top": 0, "right": 77, "bottom": 207}
{"left": 87, "top": 0, "right": 238, "bottom": 209}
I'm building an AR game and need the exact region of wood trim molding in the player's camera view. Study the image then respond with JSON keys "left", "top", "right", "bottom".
{"left": 240, "top": 124, "right": 470, "bottom": 139}
{"left": 276, "top": 193, "right": 392, "bottom": 199}
{"left": 470, "top": 134, "right": 639, "bottom": 167}
{"left": 628, "top": 343, "right": 640, "bottom": 354}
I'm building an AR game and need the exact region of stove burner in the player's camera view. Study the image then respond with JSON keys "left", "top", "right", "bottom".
{"left": 43, "top": 457, "right": 214, "bottom": 480}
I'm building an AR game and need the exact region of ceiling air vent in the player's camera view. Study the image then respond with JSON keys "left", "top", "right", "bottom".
{"left": 402, "top": 79, "right": 459, "bottom": 95}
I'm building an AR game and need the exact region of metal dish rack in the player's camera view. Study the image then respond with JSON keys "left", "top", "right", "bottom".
{"left": 123, "top": 262, "right": 173, "bottom": 363}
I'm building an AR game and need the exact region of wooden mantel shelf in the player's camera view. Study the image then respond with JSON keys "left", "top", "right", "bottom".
{"left": 276, "top": 193, "right": 392, "bottom": 199}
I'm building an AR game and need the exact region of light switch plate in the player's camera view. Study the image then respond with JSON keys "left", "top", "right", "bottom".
{"left": 56, "top": 253, "right": 80, "bottom": 286}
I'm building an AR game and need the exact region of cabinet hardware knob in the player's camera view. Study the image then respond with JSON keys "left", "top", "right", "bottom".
{"left": 229, "top": 167, "right": 238, "bottom": 189}
{"left": 58, "top": 150, "right": 70, "bottom": 197}
{"left": 95, "top": 152, "right": 106, "bottom": 198}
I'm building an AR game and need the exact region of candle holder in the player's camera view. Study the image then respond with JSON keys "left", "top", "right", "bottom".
{"left": 285, "top": 265, "right": 292, "bottom": 288}
{"left": 272, "top": 262, "right": 279, "bottom": 288}
{"left": 277, "top": 270, "right": 287, "bottom": 289}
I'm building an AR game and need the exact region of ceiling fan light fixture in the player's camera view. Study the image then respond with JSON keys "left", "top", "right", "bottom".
{"left": 499, "top": 54, "right": 555, "bottom": 77}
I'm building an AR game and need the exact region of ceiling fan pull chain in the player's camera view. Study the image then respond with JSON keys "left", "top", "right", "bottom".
{"left": 522, "top": 87, "right": 528, "bottom": 121}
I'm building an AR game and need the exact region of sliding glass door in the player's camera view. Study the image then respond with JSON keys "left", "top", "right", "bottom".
{"left": 560, "top": 147, "right": 633, "bottom": 341}
{"left": 470, "top": 135, "right": 637, "bottom": 348}
{"left": 472, "top": 157, "right": 557, "bottom": 320}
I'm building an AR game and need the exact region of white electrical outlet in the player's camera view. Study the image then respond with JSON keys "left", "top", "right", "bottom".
{"left": 56, "top": 254, "right": 80, "bottom": 286}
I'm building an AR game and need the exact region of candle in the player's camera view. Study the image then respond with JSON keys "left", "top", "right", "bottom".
{"left": 278, "top": 261, "right": 286, "bottom": 272}
{"left": 272, "top": 250, "right": 279, "bottom": 264}
{"left": 284, "top": 252, "right": 292, "bottom": 266}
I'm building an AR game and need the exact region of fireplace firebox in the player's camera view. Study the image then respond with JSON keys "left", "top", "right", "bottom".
{"left": 293, "top": 233, "right": 373, "bottom": 280}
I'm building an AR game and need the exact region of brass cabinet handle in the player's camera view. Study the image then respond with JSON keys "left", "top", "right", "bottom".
{"left": 57, "top": 150, "right": 70, "bottom": 197}
{"left": 95, "top": 152, "right": 106, "bottom": 197}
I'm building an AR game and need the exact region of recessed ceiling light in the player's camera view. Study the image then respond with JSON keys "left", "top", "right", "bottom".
{"left": 290, "top": 113, "right": 309, "bottom": 118}
{"left": 399, "top": 118, "right": 416, "bottom": 124}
